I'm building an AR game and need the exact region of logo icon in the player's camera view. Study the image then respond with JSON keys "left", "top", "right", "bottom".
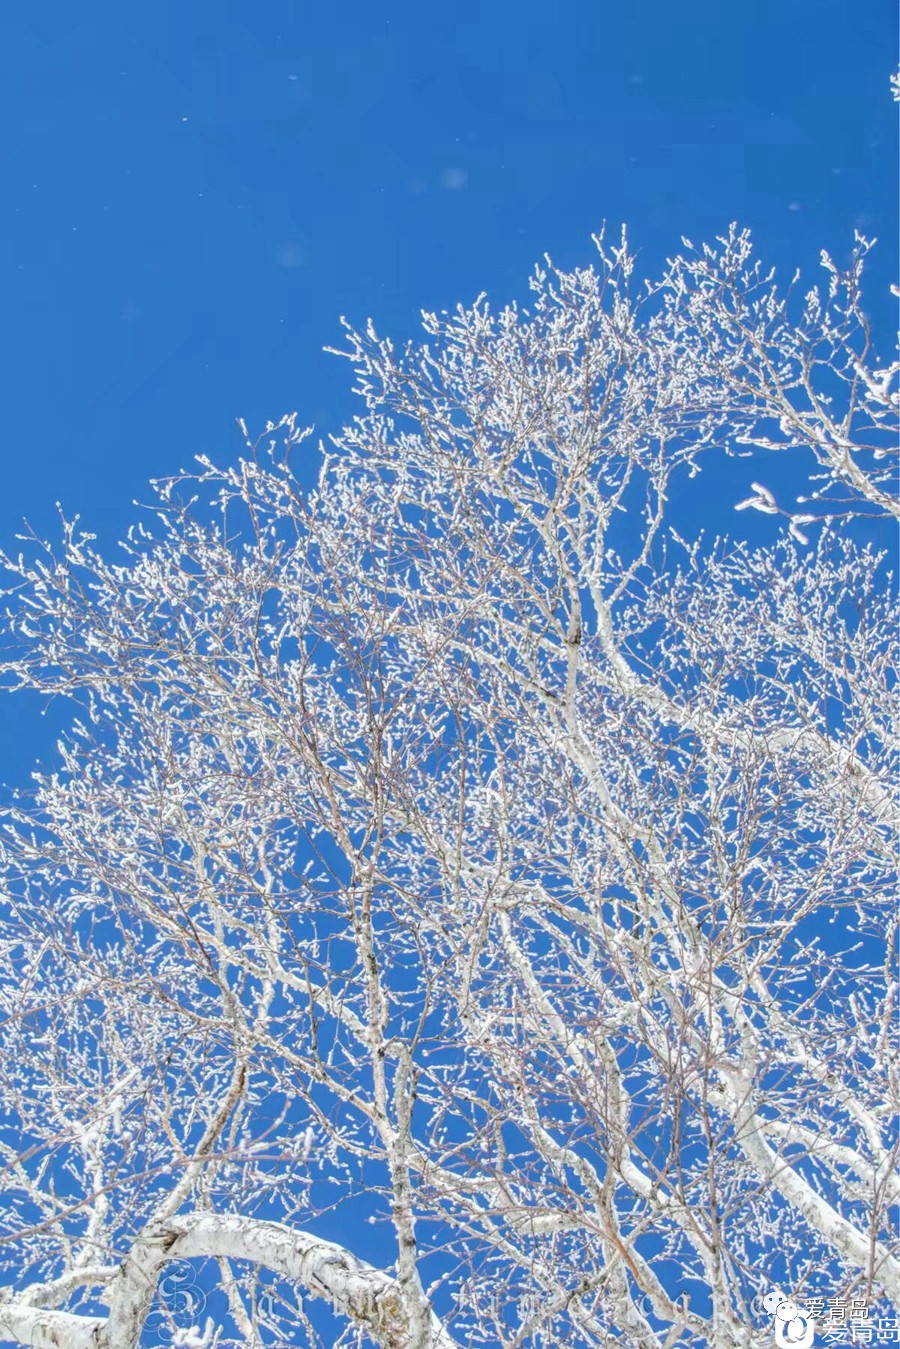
{"left": 763, "top": 1290, "right": 816, "bottom": 1348}
{"left": 145, "top": 1263, "right": 209, "bottom": 1343}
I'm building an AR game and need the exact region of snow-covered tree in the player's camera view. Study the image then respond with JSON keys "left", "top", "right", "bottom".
{"left": 0, "top": 225, "right": 896, "bottom": 1349}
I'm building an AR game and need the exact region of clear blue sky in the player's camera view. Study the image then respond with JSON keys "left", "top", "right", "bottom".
{"left": 1, "top": 0, "right": 896, "bottom": 771}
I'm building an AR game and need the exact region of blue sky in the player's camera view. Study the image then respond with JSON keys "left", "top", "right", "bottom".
{"left": 2, "top": 0, "right": 895, "bottom": 781}
{"left": 0, "top": 2, "right": 895, "bottom": 782}
{"left": 3, "top": 2, "right": 896, "bottom": 531}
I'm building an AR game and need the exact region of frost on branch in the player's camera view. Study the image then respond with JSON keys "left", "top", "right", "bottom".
{"left": 0, "top": 226, "right": 897, "bottom": 1349}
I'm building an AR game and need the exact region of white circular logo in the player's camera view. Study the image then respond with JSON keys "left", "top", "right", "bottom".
{"left": 764, "top": 1290, "right": 815, "bottom": 1349}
